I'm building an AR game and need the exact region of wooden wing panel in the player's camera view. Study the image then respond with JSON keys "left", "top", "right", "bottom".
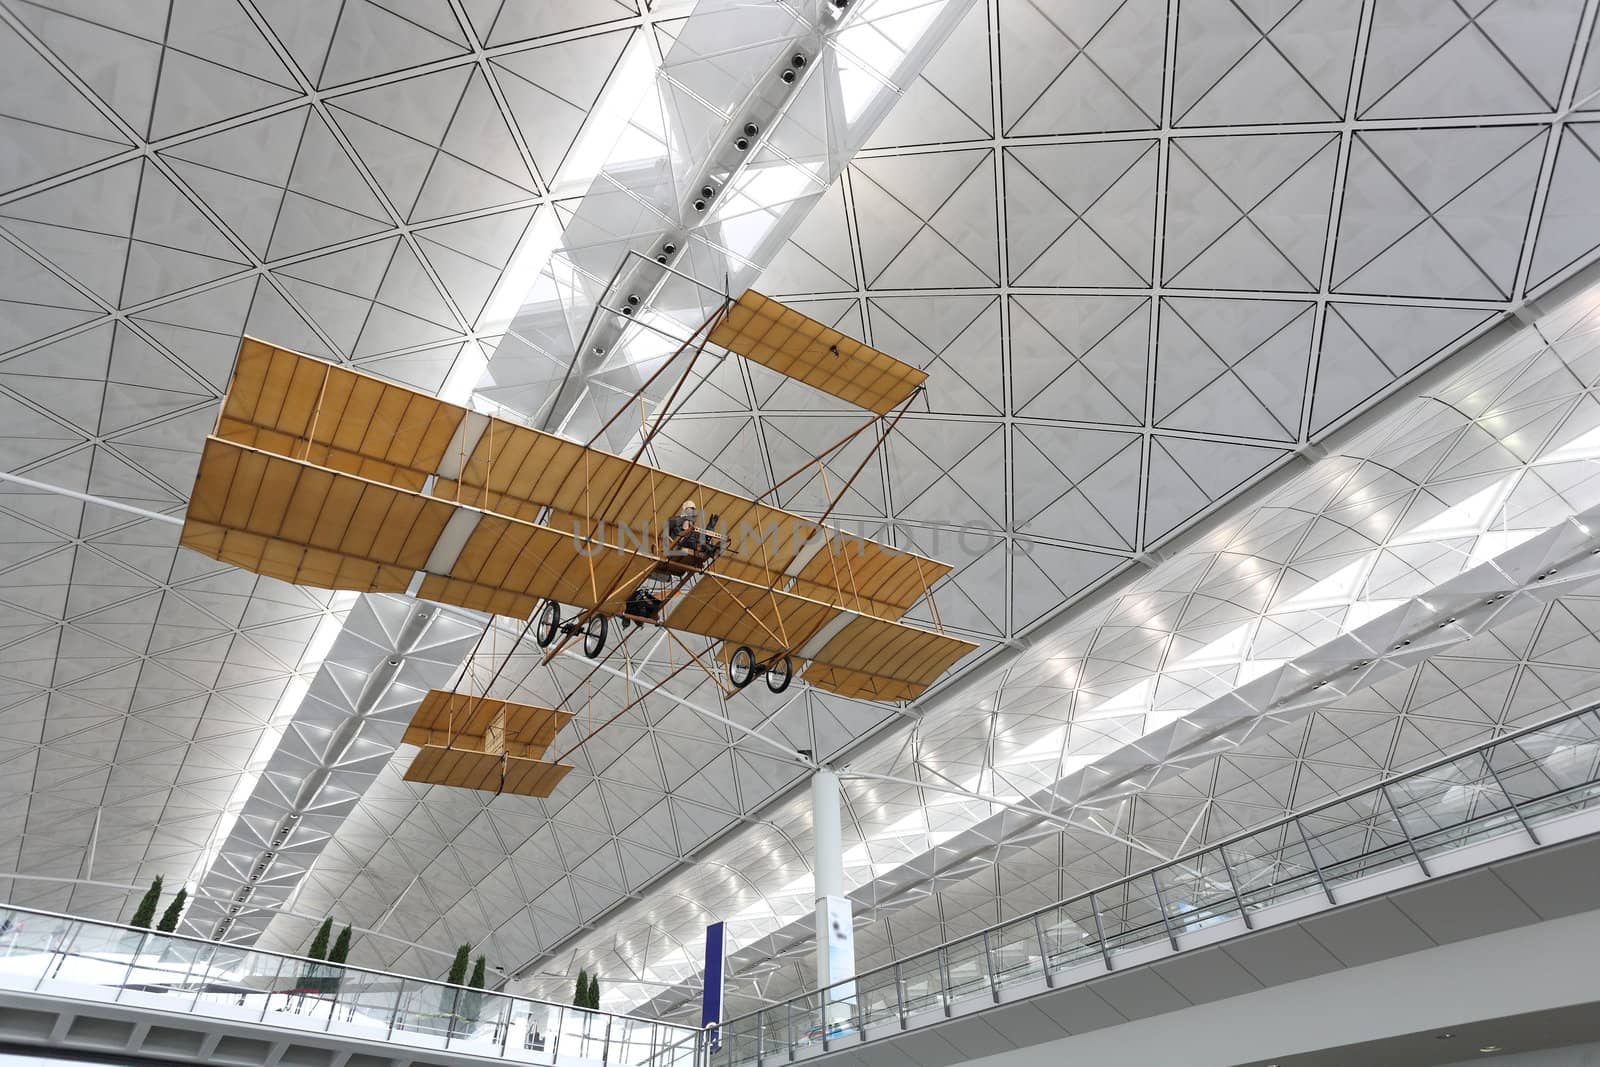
{"left": 404, "top": 692, "right": 572, "bottom": 760}
{"left": 668, "top": 572, "right": 973, "bottom": 700}
{"left": 666, "top": 575, "right": 839, "bottom": 655}
{"left": 801, "top": 615, "right": 976, "bottom": 702}
{"left": 202, "top": 341, "right": 957, "bottom": 631}
{"left": 435, "top": 514, "right": 645, "bottom": 613}
{"left": 181, "top": 437, "right": 451, "bottom": 592}
{"left": 182, "top": 436, "right": 649, "bottom": 620}
{"left": 709, "top": 291, "right": 927, "bottom": 415}
{"left": 218, "top": 339, "right": 465, "bottom": 490}
{"left": 787, "top": 538, "right": 952, "bottom": 621}
{"left": 403, "top": 745, "right": 574, "bottom": 798}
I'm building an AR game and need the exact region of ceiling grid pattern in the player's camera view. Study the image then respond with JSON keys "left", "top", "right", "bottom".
{"left": 2, "top": 0, "right": 1600, "bottom": 1020}
{"left": 623, "top": 268, "right": 1600, "bottom": 1019}
{"left": 0, "top": 0, "right": 666, "bottom": 924}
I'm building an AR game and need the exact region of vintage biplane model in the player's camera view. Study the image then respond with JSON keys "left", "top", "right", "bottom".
{"left": 180, "top": 290, "right": 976, "bottom": 797}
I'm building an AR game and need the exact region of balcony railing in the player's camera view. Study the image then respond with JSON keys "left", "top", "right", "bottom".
{"left": 0, "top": 908, "right": 701, "bottom": 1066}
{"left": 710, "top": 702, "right": 1600, "bottom": 1063}
{"left": 6, "top": 703, "right": 1600, "bottom": 1067}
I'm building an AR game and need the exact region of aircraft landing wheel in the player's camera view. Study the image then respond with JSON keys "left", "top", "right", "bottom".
{"left": 535, "top": 602, "right": 561, "bottom": 648}
{"left": 584, "top": 614, "right": 609, "bottom": 659}
{"left": 765, "top": 655, "right": 794, "bottom": 694}
{"left": 729, "top": 645, "right": 758, "bottom": 689}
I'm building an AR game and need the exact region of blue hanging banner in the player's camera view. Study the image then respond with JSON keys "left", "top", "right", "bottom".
{"left": 703, "top": 921, "right": 726, "bottom": 1050}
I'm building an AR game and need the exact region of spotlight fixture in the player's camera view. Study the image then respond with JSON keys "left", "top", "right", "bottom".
{"left": 743, "top": 121, "right": 760, "bottom": 137}
{"left": 701, "top": 184, "right": 715, "bottom": 198}
{"left": 693, "top": 198, "right": 707, "bottom": 211}
{"left": 781, "top": 68, "right": 796, "bottom": 84}
{"left": 791, "top": 53, "right": 807, "bottom": 69}
{"left": 734, "top": 136, "right": 750, "bottom": 151}
{"left": 663, "top": 242, "right": 677, "bottom": 255}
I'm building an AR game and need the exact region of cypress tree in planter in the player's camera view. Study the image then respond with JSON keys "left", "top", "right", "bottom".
{"left": 307, "top": 918, "right": 333, "bottom": 960}
{"left": 588, "top": 974, "right": 600, "bottom": 1009}
{"left": 448, "top": 944, "right": 471, "bottom": 986}
{"left": 445, "top": 944, "right": 472, "bottom": 1031}
{"left": 129, "top": 877, "right": 163, "bottom": 929}
{"left": 329, "top": 926, "right": 352, "bottom": 965}
{"left": 574, "top": 969, "right": 590, "bottom": 1008}
{"left": 155, "top": 888, "right": 187, "bottom": 934}
{"left": 301, "top": 919, "right": 334, "bottom": 995}
{"left": 463, "top": 956, "right": 487, "bottom": 1024}
{"left": 318, "top": 925, "right": 352, "bottom": 996}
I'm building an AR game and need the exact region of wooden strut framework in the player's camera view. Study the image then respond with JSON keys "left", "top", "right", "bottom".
{"left": 181, "top": 290, "right": 976, "bottom": 798}
{"left": 409, "top": 304, "right": 736, "bottom": 797}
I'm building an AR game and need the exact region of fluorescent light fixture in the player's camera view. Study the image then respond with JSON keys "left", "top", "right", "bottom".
{"left": 475, "top": 210, "right": 567, "bottom": 336}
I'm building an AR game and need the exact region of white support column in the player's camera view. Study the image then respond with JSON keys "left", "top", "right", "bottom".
{"left": 812, "top": 768, "right": 855, "bottom": 1026}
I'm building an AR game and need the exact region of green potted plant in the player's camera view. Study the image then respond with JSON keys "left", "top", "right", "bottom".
{"left": 461, "top": 955, "right": 487, "bottom": 1025}
{"left": 444, "top": 943, "right": 471, "bottom": 1032}
{"left": 155, "top": 888, "right": 187, "bottom": 934}
{"left": 574, "top": 969, "right": 590, "bottom": 1008}
{"left": 129, "top": 877, "right": 162, "bottom": 930}
{"left": 300, "top": 918, "right": 334, "bottom": 996}
{"left": 329, "top": 925, "right": 353, "bottom": 965}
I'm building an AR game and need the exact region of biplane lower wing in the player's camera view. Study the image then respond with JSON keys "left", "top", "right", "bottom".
{"left": 664, "top": 571, "right": 977, "bottom": 702}
{"left": 404, "top": 745, "right": 573, "bottom": 798}
{"left": 183, "top": 436, "right": 975, "bottom": 701}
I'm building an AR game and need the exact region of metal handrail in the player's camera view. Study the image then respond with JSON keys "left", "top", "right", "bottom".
{"left": 0, "top": 904, "right": 704, "bottom": 1065}
{"left": 0, "top": 903, "right": 484, "bottom": 997}
{"left": 718, "top": 698, "right": 1600, "bottom": 1032}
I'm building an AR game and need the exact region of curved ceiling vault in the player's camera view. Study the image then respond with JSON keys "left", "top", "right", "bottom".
{"left": 1, "top": 0, "right": 1600, "bottom": 1019}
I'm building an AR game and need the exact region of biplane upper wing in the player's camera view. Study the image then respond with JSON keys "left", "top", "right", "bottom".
{"left": 708, "top": 291, "right": 928, "bottom": 416}
{"left": 215, "top": 339, "right": 464, "bottom": 489}
{"left": 214, "top": 340, "right": 951, "bottom": 622}
{"left": 402, "top": 690, "right": 572, "bottom": 756}
{"left": 182, "top": 437, "right": 648, "bottom": 622}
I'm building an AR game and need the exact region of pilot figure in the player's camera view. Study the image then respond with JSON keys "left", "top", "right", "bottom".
{"left": 667, "top": 499, "right": 699, "bottom": 547}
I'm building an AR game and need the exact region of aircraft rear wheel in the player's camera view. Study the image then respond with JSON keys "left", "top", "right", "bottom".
{"left": 765, "top": 655, "right": 793, "bottom": 694}
{"left": 729, "top": 646, "right": 757, "bottom": 689}
{"left": 535, "top": 602, "right": 560, "bottom": 648}
{"left": 584, "top": 614, "right": 608, "bottom": 658}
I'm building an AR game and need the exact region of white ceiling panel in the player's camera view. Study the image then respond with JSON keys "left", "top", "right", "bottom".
{"left": 2, "top": 0, "right": 1600, "bottom": 1029}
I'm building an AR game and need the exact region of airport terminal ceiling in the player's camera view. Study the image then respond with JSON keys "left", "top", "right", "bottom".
{"left": 1, "top": 0, "right": 1599, "bottom": 1024}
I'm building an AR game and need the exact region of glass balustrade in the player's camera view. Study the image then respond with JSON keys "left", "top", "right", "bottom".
{"left": 0, "top": 907, "right": 702, "bottom": 1066}
{"left": 5, "top": 705, "right": 1600, "bottom": 1067}
{"left": 709, "top": 703, "right": 1600, "bottom": 1065}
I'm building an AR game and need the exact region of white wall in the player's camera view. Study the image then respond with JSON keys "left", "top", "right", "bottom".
{"left": 1458, "top": 1045, "right": 1600, "bottom": 1067}
{"left": 959, "top": 908, "right": 1600, "bottom": 1067}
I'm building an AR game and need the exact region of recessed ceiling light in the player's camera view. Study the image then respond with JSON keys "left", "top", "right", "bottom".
{"left": 1479, "top": 1046, "right": 1502, "bottom": 1054}
{"left": 1436, "top": 1033, "right": 1456, "bottom": 1039}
